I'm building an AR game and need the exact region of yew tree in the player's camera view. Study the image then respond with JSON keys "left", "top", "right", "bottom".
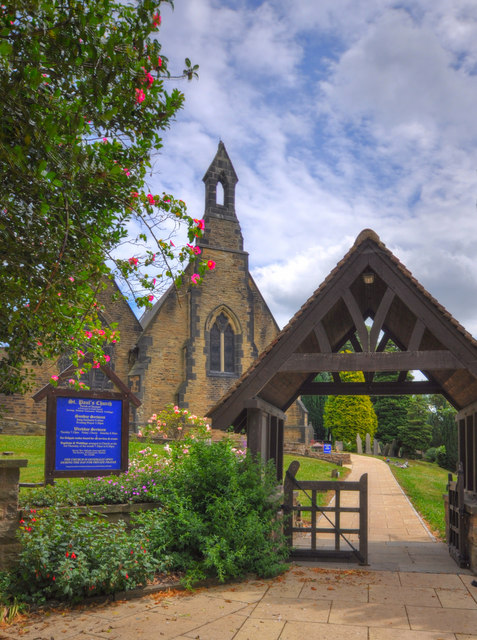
{"left": 0, "top": 0, "right": 207, "bottom": 395}
{"left": 323, "top": 370, "right": 378, "bottom": 444}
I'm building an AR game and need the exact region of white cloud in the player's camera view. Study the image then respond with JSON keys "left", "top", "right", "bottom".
{"left": 144, "top": 0, "right": 477, "bottom": 337}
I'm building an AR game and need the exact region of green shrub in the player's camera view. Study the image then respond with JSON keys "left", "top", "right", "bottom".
{"left": 435, "top": 445, "right": 448, "bottom": 469}
{"left": 424, "top": 447, "right": 438, "bottom": 462}
{"left": 11, "top": 508, "right": 157, "bottom": 603}
{"left": 133, "top": 439, "right": 288, "bottom": 588}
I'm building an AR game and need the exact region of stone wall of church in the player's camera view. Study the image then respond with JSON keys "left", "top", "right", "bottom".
{"left": 130, "top": 288, "right": 191, "bottom": 425}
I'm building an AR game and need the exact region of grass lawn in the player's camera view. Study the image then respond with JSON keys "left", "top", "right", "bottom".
{"left": 388, "top": 457, "right": 451, "bottom": 539}
{"left": 0, "top": 435, "right": 449, "bottom": 538}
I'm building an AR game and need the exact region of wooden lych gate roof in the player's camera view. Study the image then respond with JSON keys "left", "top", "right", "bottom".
{"left": 208, "top": 229, "right": 477, "bottom": 429}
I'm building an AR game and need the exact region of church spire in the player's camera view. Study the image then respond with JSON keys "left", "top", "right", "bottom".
{"left": 200, "top": 142, "right": 244, "bottom": 252}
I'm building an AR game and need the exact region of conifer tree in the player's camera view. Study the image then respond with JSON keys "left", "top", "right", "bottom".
{"left": 323, "top": 370, "right": 378, "bottom": 444}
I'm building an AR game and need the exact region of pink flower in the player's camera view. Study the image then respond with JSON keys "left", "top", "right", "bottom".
{"left": 135, "top": 88, "right": 146, "bottom": 104}
{"left": 146, "top": 193, "right": 155, "bottom": 205}
{"left": 131, "top": 191, "right": 139, "bottom": 198}
{"left": 152, "top": 12, "right": 161, "bottom": 27}
{"left": 69, "top": 276, "right": 74, "bottom": 282}
{"left": 143, "top": 70, "right": 154, "bottom": 88}
{"left": 193, "top": 246, "right": 201, "bottom": 255}
{"left": 77, "top": 349, "right": 84, "bottom": 357}
{"left": 207, "top": 260, "right": 216, "bottom": 270}
{"left": 68, "top": 379, "right": 75, "bottom": 385}
{"left": 123, "top": 168, "right": 131, "bottom": 177}
{"left": 158, "top": 57, "right": 162, "bottom": 68}
{"left": 128, "top": 257, "right": 138, "bottom": 267}
{"left": 104, "top": 354, "right": 111, "bottom": 362}
{"left": 194, "top": 218, "right": 205, "bottom": 230}
{"left": 51, "top": 375, "right": 59, "bottom": 382}
{"left": 102, "top": 138, "right": 108, "bottom": 143}
{"left": 84, "top": 330, "right": 92, "bottom": 339}
{"left": 148, "top": 295, "right": 154, "bottom": 302}
{"left": 37, "top": 341, "right": 42, "bottom": 346}
{"left": 191, "top": 273, "right": 200, "bottom": 284}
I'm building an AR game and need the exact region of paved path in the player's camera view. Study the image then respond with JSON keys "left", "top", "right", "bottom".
{"left": 339, "top": 454, "right": 461, "bottom": 572}
{"left": 3, "top": 455, "right": 476, "bottom": 640}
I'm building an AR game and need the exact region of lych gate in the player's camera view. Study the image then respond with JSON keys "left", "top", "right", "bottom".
{"left": 208, "top": 229, "right": 477, "bottom": 571}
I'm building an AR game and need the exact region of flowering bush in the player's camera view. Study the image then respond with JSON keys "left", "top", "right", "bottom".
{"left": 143, "top": 404, "right": 212, "bottom": 441}
{"left": 12, "top": 508, "right": 158, "bottom": 603}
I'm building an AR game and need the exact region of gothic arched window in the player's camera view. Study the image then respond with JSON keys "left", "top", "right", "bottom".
{"left": 209, "top": 312, "right": 235, "bottom": 374}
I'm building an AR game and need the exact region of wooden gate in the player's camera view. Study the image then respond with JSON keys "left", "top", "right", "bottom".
{"left": 447, "top": 463, "right": 469, "bottom": 568}
{"left": 282, "top": 461, "right": 368, "bottom": 565}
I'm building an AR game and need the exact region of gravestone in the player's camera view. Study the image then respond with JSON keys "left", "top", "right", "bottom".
{"left": 356, "top": 433, "right": 363, "bottom": 454}
{"left": 373, "top": 439, "right": 381, "bottom": 455}
{"left": 390, "top": 439, "right": 399, "bottom": 457}
{"left": 365, "top": 432, "right": 371, "bottom": 454}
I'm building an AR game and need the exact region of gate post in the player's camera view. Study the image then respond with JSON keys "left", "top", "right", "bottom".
{"left": 283, "top": 461, "right": 299, "bottom": 548}
{"left": 359, "top": 473, "right": 368, "bottom": 565}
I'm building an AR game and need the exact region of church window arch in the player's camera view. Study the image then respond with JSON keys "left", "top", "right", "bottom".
{"left": 206, "top": 307, "right": 241, "bottom": 376}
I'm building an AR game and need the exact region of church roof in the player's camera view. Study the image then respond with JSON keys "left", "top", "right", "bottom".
{"left": 208, "top": 229, "right": 477, "bottom": 427}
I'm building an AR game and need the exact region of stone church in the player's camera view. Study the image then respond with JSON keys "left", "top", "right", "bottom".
{"left": 0, "top": 143, "right": 307, "bottom": 436}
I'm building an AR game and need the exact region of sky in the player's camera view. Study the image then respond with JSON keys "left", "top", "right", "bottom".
{"left": 147, "top": 0, "right": 477, "bottom": 335}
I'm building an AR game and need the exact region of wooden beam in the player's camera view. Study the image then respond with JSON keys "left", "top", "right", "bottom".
{"left": 343, "top": 289, "right": 369, "bottom": 351}
{"left": 369, "top": 287, "right": 395, "bottom": 351}
{"left": 244, "top": 397, "right": 286, "bottom": 420}
{"left": 279, "top": 350, "right": 462, "bottom": 373}
{"left": 299, "top": 381, "right": 442, "bottom": 395}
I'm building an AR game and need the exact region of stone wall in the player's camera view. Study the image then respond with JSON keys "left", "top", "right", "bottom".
{"left": 0, "top": 459, "right": 27, "bottom": 570}
{"left": 283, "top": 443, "right": 351, "bottom": 465}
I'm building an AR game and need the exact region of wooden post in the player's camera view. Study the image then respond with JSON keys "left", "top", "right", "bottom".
{"left": 359, "top": 473, "right": 368, "bottom": 565}
{"left": 283, "top": 461, "right": 300, "bottom": 548}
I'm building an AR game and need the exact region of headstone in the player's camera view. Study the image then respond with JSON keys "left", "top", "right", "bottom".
{"left": 365, "top": 432, "right": 371, "bottom": 454}
{"left": 335, "top": 440, "right": 343, "bottom": 452}
{"left": 373, "top": 439, "right": 381, "bottom": 455}
{"left": 356, "top": 433, "right": 363, "bottom": 454}
{"left": 390, "top": 439, "right": 398, "bottom": 457}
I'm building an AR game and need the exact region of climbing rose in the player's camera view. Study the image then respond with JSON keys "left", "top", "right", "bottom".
{"left": 135, "top": 88, "right": 145, "bottom": 103}
{"left": 207, "top": 260, "right": 216, "bottom": 270}
{"left": 191, "top": 273, "right": 200, "bottom": 284}
{"left": 147, "top": 194, "right": 155, "bottom": 205}
{"left": 194, "top": 218, "right": 205, "bottom": 230}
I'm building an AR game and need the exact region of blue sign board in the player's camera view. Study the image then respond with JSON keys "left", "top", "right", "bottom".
{"left": 55, "top": 397, "right": 122, "bottom": 471}
{"left": 323, "top": 444, "right": 332, "bottom": 453}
